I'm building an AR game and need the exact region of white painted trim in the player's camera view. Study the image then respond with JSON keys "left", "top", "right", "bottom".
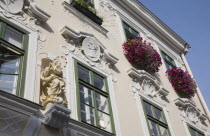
{"left": 0, "top": 14, "right": 38, "bottom": 102}
{"left": 182, "top": 117, "right": 209, "bottom": 136}
{"left": 66, "top": 53, "right": 122, "bottom": 136}
{"left": 24, "top": 31, "right": 39, "bottom": 101}
{"left": 113, "top": 1, "right": 182, "bottom": 58}
{"left": 135, "top": 92, "right": 175, "bottom": 136}
{"left": 62, "top": 1, "right": 108, "bottom": 35}
{"left": 181, "top": 53, "right": 210, "bottom": 121}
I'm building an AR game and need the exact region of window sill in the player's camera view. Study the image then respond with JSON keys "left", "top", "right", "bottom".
{"left": 70, "top": 1, "right": 102, "bottom": 25}
{"left": 0, "top": 90, "right": 43, "bottom": 116}
{"left": 62, "top": 1, "right": 108, "bottom": 35}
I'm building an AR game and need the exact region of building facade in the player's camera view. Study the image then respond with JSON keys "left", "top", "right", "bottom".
{"left": 0, "top": 0, "right": 209, "bottom": 136}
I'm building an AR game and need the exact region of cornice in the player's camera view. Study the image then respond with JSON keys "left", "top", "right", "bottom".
{"left": 62, "top": 1, "right": 108, "bottom": 35}
{"left": 112, "top": 0, "right": 189, "bottom": 53}
{"left": 0, "top": 90, "right": 43, "bottom": 117}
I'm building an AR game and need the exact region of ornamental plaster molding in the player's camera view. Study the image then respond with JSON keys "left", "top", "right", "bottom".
{"left": 0, "top": 90, "right": 43, "bottom": 116}
{"left": 40, "top": 56, "right": 68, "bottom": 110}
{"left": 127, "top": 68, "right": 169, "bottom": 104}
{"left": 26, "top": 1, "right": 51, "bottom": 23}
{"left": 62, "top": 1, "right": 108, "bottom": 35}
{"left": 44, "top": 104, "right": 71, "bottom": 129}
{"left": 0, "top": 0, "right": 49, "bottom": 50}
{"left": 98, "top": 0, "right": 119, "bottom": 39}
{"left": 60, "top": 26, "right": 119, "bottom": 75}
{"left": 174, "top": 98, "right": 208, "bottom": 128}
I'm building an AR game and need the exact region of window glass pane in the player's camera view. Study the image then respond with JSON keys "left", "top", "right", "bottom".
{"left": 98, "top": 111, "right": 112, "bottom": 133}
{"left": 148, "top": 120, "right": 159, "bottom": 136}
{"left": 96, "top": 93, "right": 109, "bottom": 114}
{"left": 159, "top": 125, "right": 169, "bottom": 136}
{"left": 79, "top": 84, "right": 93, "bottom": 107}
{"left": 198, "top": 133, "right": 205, "bottom": 136}
{"left": 78, "top": 65, "right": 90, "bottom": 83}
{"left": 190, "top": 128, "right": 197, "bottom": 136}
{"left": 131, "top": 29, "right": 139, "bottom": 37}
{"left": 0, "top": 54, "right": 19, "bottom": 74}
{"left": 0, "top": 74, "right": 17, "bottom": 93}
{"left": 4, "top": 26, "right": 23, "bottom": 48}
{"left": 125, "top": 30, "right": 136, "bottom": 40}
{"left": 143, "top": 101, "right": 154, "bottom": 117}
{"left": 93, "top": 73, "right": 105, "bottom": 91}
{"left": 80, "top": 103, "right": 95, "bottom": 125}
{"left": 123, "top": 23, "right": 129, "bottom": 31}
{"left": 154, "top": 107, "right": 165, "bottom": 123}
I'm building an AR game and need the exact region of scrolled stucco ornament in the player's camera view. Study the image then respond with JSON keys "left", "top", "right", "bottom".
{"left": 82, "top": 37, "right": 101, "bottom": 62}
{"left": 0, "top": 0, "right": 24, "bottom": 14}
{"left": 40, "top": 56, "right": 67, "bottom": 109}
{"left": 142, "top": 79, "right": 157, "bottom": 97}
{"left": 186, "top": 107, "right": 200, "bottom": 124}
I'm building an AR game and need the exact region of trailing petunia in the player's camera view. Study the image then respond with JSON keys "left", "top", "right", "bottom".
{"left": 122, "top": 37, "right": 162, "bottom": 73}
{"left": 166, "top": 67, "right": 197, "bottom": 98}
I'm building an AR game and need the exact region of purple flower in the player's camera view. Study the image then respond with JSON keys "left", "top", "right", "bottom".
{"left": 166, "top": 68, "right": 197, "bottom": 98}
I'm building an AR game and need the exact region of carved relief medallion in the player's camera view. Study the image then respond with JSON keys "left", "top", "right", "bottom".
{"left": 82, "top": 37, "right": 101, "bottom": 62}
{"left": 0, "top": 0, "right": 24, "bottom": 14}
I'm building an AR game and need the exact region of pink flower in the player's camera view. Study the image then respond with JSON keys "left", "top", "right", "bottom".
{"left": 166, "top": 68, "right": 197, "bottom": 98}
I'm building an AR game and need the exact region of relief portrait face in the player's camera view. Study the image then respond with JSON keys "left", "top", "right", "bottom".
{"left": 0, "top": 0, "right": 24, "bottom": 14}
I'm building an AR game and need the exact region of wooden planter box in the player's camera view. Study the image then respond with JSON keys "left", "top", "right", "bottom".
{"left": 71, "top": 1, "right": 103, "bottom": 25}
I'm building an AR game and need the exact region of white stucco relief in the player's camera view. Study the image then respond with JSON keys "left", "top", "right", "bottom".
{"left": 174, "top": 98, "right": 209, "bottom": 133}
{"left": 127, "top": 68, "right": 169, "bottom": 105}
{"left": 60, "top": 26, "right": 119, "bottom": 79}
{"left": 98, "top": 0, "right": 118, "bottom": 39}
{"left": 0, "top": 0, "right": 23, "bottom": 14}
{"left": 82, "top": 37, "right": 101, "bottom": 62}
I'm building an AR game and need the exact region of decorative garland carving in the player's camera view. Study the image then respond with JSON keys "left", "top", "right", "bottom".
{"left": 40, "top": 56, "right": 68, "bottom": 110}
{"left": 128, "top": 68, "right": 169, "bottom": 104}
{"left": 60, "top": 26, "right": 119, "bottom": 89}
{"left": 98, "top": 0, "right": 118, "bottom": 39}
{"left": 0, "top": 0, "right": 49, "bottom": 50}
{"left": 174, "top": 98, "right": 208, "bottom": 130}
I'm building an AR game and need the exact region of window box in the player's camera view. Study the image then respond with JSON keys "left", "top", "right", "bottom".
{"left": 166, "top": 68, "right": 197, "bottom": 98}
{"left": 70, "top": 1, "right": 103, "bottom": 25}
{"left": 122, "top": 37, "right": 162, "bottom": 73}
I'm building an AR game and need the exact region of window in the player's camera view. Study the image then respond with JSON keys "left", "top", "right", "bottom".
{"left": 0, "top": 21, "right": 28, "bottom": 96}
{"left": 161, "top": 52, "right": 175, "bottom": 70}
{"left": 123, "top": 22, "right": 139, "bottom": 40}
{"left": 84, "top": 0, "right": 94, "bottom": 6}
{"left": 142, "top": 99, "right": 171, "bottom": 136}
{"left": 188, "top": 125, "right": 205, "bottom": 136}
{"left": 75, "top": 62, "right": 115, "bottom": 133}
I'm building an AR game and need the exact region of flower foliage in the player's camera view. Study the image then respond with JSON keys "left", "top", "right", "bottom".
{"left": 122, "top": 37, "right": 162, "bottom": 73}
{"left": 166, "top": 68, "right": 197, "bottom": 97}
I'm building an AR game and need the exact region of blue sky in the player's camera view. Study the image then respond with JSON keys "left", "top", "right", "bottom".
{"left": 138, "top": 0, "right": 210, "bottom": 109}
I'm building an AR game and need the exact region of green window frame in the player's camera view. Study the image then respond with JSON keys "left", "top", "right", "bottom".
{"left": 123, "top": 22, "right": 139, "bottom": 40}
{"left": 142, "top": 98, "right": 171, "bottom": 136}
{"left": 161, "top": 51, "right": 176, "bottom": 70}
{"left": 84, "top": 0, "right": 94, "bottom": 7}
{"left": 71, "top": 0, "right": 95, "bottom": 8}
{"left": 74, "top": 60, "right": 115, "bottom": 134}
{"left": 0, "top": 20, "right": 29, "bottom": 97}
{"left": 188, "top": 125, "right": 205, "bottom": 136}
